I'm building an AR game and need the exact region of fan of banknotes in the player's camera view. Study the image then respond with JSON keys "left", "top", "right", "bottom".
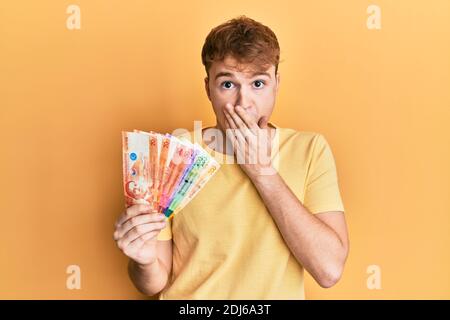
{"left": 122, "top": 130, "right": 220, "bottom": 219}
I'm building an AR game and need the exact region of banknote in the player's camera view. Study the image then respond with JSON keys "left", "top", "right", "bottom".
{"left": 122, "top": 130, "right": 220, "bottom": 219}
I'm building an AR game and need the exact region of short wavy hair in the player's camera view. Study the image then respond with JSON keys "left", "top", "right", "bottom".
{"left": 201, "top": 16, "right": 280, "bottom": 75}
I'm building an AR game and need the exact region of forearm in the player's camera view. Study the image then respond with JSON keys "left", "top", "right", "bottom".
{"left": 128, "top": 258, "right": 169, "bottom": 296}
{"left": 252, "top": 173, "right": 346, "bottom": 287}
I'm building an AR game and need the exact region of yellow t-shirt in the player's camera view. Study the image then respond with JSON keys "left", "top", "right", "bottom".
{"left": 156, "top": 123, "right": 344, "bottom": 299}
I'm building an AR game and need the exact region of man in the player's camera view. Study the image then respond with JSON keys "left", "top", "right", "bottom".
{"left": 114, "top": 16, "right": 349, "bottom": 299}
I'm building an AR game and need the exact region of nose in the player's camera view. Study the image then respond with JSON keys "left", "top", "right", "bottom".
{"left": 233, "top": 88, "right": 259, "bottom": 121}
{"left": 235, "top": 86, "right": 252, "bottom": 110}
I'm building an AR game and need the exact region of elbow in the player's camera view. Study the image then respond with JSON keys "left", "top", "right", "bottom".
{"left": 132, "top": 277, "right": 168, "bottom": 298}
{"left": 133, "top": 278, "right": 167, "bottom": 297}
{"left": 317, "top": 243, "right": 349, "bottom": 288}
{"left": 316, "top": 264, "right": 344, "bottom": 289}
{"left": 317, "top": 274, "right": 341, "bottom": 289}
{"left": 127, "top": 260, "right": 168, "bottom": 297}
{"left": 137, "top": 285, "right": 164, "bottom": 297}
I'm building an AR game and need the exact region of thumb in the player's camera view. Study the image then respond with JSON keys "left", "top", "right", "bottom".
{"left": 258, "top": 116, "right": 269, "bottom": 129}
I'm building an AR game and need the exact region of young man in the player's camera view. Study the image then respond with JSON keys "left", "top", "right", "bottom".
{"left": 114, "top": 16, "right": 349, "bottom": 299}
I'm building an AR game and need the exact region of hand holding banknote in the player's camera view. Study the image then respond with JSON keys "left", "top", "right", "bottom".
{"left": 116, "top": 129, "right": 219, "bottom": 264}
{"left": 113, "top": 204, "right": 167, "bottom": 265}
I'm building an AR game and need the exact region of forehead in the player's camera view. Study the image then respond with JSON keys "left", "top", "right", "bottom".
{"left": 209, "top": 55, "right": 275, "bottom": 78}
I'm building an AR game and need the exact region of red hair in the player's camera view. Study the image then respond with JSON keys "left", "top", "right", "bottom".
{"left": 201, "top": 16, "right": 280, "bottom": 75}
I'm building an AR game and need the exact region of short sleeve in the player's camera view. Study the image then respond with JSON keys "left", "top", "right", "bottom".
{"left": 303, "top": 134, "right": 345, "bottom": 214}
{"left": 156, "top": 217, "right": 172, "bottom": 240}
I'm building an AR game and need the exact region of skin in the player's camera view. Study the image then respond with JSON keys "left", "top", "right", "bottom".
{"left": 203, "top": 55, "right": 280, "bottom": 156}
{"left": 114, "top": 55, "right": 350, "bottom": 296}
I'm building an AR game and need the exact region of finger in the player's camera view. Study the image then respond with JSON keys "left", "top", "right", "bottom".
{"left": 233, "top": 127, "right": 247, "bottom": 146}
{"left": 258, "top": 116, "right": 269, "bottom": 129}
{"left": 127, "top": 230, "right": 160, "bottom": 249}
{"left": 117, "top": 221, "right": 167, "bottom": 249}
{"left": 115, "top": 204, "right": 153, "bottom": 227}
{"left": 227, "top": 128, "right": 247, "bottom": 163}
{"left": 121, "top": 230, "right": 160, "bottom": 260}
{"left": 227, "top": 112, "right": 262, "bottom": 166}
{"left": 234, "top": 106, "right": 259, "bottom": 134}
{"left": 224, "top": 117, "right": 247, "bottom": 159}
{"left": 223, "top": 106, "right": 238, "bottom": 130}
{"left": 224, "top": 107, "right": 256, "bottom": 148}
{"left": 114, "top": 212, "right": 166, "bottom": 240}
{"left": 223, "top": 108, "right": 249, "bottom": 143}
{"left": 257, "top": 116, "right": 271, "bottom": 151}
{"left": 225, "top": 117, "right": 247, "bottom": 147}
{"left": 224, "top": 109, "right": 246, "bottom": 143}
{"left": 224, "top": 104, "right": 248, "bottom": 131}
{"left": 257, "top": 129, "right": 272, "bottom": 165}
{"left": 231, "top": 135, "right": 244, "bottom": 163}
{"left": 116, "top": 212, "right": 166, "bottom": 240}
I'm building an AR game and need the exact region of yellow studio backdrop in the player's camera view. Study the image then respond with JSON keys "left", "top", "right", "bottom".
{"left": 1, "top": 0, "right": 449, "bottom": 299}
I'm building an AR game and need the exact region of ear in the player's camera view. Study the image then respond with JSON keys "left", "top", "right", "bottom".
{"left": 275, "top": 72, "right": 281, "bottom": 94}
{"left": 204, "top": 77, "right": 211, "bottom": 101}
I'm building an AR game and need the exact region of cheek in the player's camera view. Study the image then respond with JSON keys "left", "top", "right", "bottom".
{"left": 210, "top": 88, "right": 233, "bottom": 102}
{"left": 254, "top": 92, "right": 275, "bottom": 116}
{"left": 209, "top": 89, "right": 225, "bottom": 104}
{"left": 209, "top": 90, "right": 230, "bottom": 114}
{"left": 210, "top": 102, "right": 228, "bottom": 125}
{"left": 257, "top": 90, "right": 275, "bottom": 106}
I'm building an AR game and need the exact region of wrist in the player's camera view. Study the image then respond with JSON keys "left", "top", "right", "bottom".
{"left": 250, "top": 169, "right": 279, "bottom": 186}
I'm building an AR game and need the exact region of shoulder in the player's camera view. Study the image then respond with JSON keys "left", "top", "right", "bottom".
{"left": 279, "top": 127, "right": 326, "bottom": 150}
{"left": 276, "top": 128, "right": 338, "bottom": 166}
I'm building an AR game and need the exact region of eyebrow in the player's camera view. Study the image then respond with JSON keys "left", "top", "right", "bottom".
{"left": 214, "top": 71, "right": 272, "bottom": 80}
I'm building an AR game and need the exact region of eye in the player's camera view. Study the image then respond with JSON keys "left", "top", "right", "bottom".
{"left": 221, "top": 81, "right": 235, "bottom": 89}
{"left": 253, "top": 80, "right": 265, "bottom": 89}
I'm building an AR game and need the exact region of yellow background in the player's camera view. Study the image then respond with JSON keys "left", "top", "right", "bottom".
{"left": 1, "top": 0, "right": 449, "bottom": 299}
